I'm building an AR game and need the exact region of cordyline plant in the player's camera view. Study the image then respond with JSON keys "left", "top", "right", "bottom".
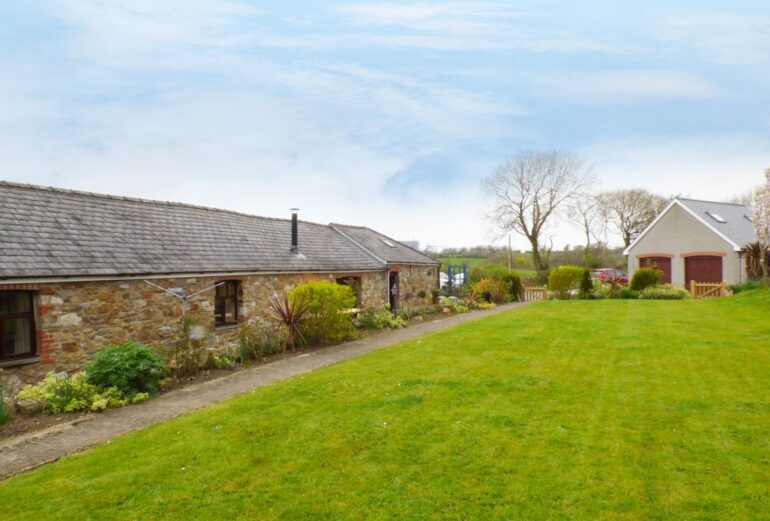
{"left": 744, "top": 241, "right": 770, "bottom": 281}
{"left": 268, "top": 294, "right": 309, "bottom": 352}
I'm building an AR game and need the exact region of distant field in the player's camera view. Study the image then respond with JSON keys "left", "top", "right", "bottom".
{"left": 436, "top": 256, "right": 489, "bottom": 269}
{"left": 437, "top": 257, "right": 536, "bottom": 281}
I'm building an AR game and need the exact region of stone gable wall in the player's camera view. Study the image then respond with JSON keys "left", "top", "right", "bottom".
{"left": 393, "top": 264, "right": 440, "bottom": 309}
{"left": 1, "top": 270, "right": 388, "bottom": 391}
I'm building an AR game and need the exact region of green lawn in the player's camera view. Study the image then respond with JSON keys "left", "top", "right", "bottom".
{"left": 3, "top": 292, "right": 770, "bottom": 520}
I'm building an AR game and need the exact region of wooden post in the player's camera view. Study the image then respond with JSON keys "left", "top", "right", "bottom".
{"left": 690, "top": 281, "right": 697, "bottom": 299}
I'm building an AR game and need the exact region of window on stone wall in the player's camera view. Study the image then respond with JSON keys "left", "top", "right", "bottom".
{"left": 214, "top": 281, "right": 239, "bottom": 327}
{"left": 0, "top": 292, "right": 36, "bottom": 361}
{"left": 335, "top": 277, "right": 362, "bottom": 307}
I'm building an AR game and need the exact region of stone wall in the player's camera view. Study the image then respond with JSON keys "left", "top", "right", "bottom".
{"left": 1, "top": 270, "right": 387, "bottom": 391}
{"left": 393, "top": 264, "right": 440, "bottom": 309}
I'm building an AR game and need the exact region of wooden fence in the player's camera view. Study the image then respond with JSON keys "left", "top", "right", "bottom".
{"left": 523, "top": 286, "right": 549, "bottom": 302}
{"left": 690, "top": 281, "right": 727, "bottom": 299}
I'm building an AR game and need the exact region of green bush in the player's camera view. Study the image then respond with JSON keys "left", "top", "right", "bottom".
{"left": 356, "top": 306, "right": 405, "bottom": 329}
{"left": 17, "top": 372, "right": 149, "bottom": 413}
{"left": 439, "top": 297, "right": 469, "bottom": 313}
{"left": 471, "top": 278, "right": 507, "bottom": 303}
{"left": 535, "top": 270, "right": 551, "bottom": 286}
{"left": 288, "top": 281, "right": 357, "bottom": 344}
{"left": 85, "top": 342, "right": 168, "bottom": 398}
{"left": 547, "top": 266, "right": 585, "bottom": 299}
{"left": 618, "top": 288, "right": 640, "bottom": 299}
{"left": 630, "top": 267, "right": 662, "bottom": 291}
{"left": 502, "top": 273, "right": 524, "bottom": 302}
{"left": 579, "top": 268, "right": 594, "bottom": 298}
{"left": 732, "top": 280, "right": 763, "bottom": 294}
{"left": 467, "top": 263, "right": 511, "bottom": 286}
{"left": 236, "top": 323, "right": 282, "bottom": 363}
{"left": 639, "top": 285, "right": 691, "bottom": 300}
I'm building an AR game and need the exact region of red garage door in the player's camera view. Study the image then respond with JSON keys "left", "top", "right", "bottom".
{"left": 684, "top": 256, "right": 722, "bottom": 289}
{"left": 640, "top": 257, "right": 672, "bottom": 284}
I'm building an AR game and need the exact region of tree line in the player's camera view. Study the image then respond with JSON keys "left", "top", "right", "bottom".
{"left": 482, "top": 150, "right": 765, "bottom": 272}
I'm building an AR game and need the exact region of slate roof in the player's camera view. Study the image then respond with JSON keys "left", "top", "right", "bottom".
{"left": 624, "top": 197, "right": 757, "bottom": 255}
{"left": 676, "top": 198, "right": 756, "bottom": 248}
{"left": 0, "top": 181, "right": 433, "bottom": 279}
{"left": 331, "top": 224, "right": 438, "bottom": 266}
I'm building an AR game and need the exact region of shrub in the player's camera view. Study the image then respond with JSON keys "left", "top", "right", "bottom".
{"left": 618, "top": 288, "right": 640, "bottom": 299}
{"left": 535, "top": 270, "right": 551, "bottom": 286}
{"left": 439, "top": 297, "right": 469, "bottom": 313}
{"left": 356, "top": 306, "right": 405, "bottom": 329}
{"left": 17, "top": 372, "right": 149, "bottom": 413}
{"left": 288, "top": 281, "right": 357, "bottom": 345}
{"left": 579, "top": 269, "right": 594, "bottom": 298}
{"left": 85, "top": 342, "right": 167, "bottom": 398}
{"left": 403, "top": 304, "right": 440, "bottom": 319}
{"left": 468, "top": 300, "right": 496, "bottom": 310}
{"left": 502, "top": 273, "right": 524, "bottom": 302}
{"left": 0, "top": 370, "right": 7, "bottom": 426}
{"left": 236, "top": 323, "right": 282, "bottom": 363}
{"left": 173, "top": 315, "right": 211, "bottom": 377}
{"left": 547, "top": 266, "right": 585, "bottom": 299}
{"left": 639, "top": 285, "right": 691, "bottom": 300}
{"left": 732, "top": 280, "right": 763, "bottom": 294}
{"left": 416, "top": 289, "right": 427, "bottom": 299}
{"left": 630, "top": 267, "right": 662, "bottom": 291}
{"left": 471, "top": 278, "right": 507, "bottom": 303}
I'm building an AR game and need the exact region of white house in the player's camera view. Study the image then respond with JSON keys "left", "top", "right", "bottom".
{"left": 624, "top": 198, "right": 756, "bottom": 288}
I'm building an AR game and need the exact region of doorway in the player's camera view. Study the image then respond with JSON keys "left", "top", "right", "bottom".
{"left": 388, "top": 271, "right": 399, "bottom": 314}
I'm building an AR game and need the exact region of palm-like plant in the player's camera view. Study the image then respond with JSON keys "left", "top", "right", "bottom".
{"left": 744, "top": 241, "right": 770, "bottom": 281}
{"left": 268, "top": 294, "right": 309, "bottom": 352}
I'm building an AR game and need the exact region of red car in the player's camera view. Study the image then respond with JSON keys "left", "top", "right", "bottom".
{"left": 592, "top": 268, "right": 628, "bottom": 284}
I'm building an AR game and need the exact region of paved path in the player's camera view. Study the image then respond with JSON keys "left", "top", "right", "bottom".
{"left": 0, "top": 302, "right": 527, "bottom": 480}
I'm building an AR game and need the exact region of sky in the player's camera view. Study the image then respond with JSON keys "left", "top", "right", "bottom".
{"left": 1, "top": 1, "right": 769, "bottom": 251}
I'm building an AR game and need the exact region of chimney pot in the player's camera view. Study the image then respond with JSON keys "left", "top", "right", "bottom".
{"left": 290, "top": 208, "right": 299, "bottom": 253}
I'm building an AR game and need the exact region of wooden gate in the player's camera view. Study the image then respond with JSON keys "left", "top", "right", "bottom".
{"left": 690, "top": 281, "right": 727, "bottom": 299}
{"left": 523, "top": 286, "right": 548, "bottom": 302}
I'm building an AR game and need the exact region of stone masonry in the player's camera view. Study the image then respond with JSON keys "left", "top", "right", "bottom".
{"left": 1, "top": 270, "right": 395, "bottom": 391}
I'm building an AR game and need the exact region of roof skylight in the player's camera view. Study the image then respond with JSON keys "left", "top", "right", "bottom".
{"left": 381, "top": 238, "right": 396, "bottom": 247}
{"left": 706, "top": 212, "right": 726, "bottom": 223}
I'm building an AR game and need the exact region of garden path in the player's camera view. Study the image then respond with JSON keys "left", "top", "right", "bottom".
{"left": 0, "top": 302, "right": 527, "bottom": 479}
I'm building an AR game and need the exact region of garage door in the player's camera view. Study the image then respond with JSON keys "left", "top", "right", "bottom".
{"left": 684, "top": 256, "right": 722, "bottom": 289}
{"left": 640, "top": 257, "right": 672, "bottom": 284}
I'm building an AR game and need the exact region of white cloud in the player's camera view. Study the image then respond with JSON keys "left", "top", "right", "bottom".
{"left": 658, "top": 12, "right": 770, "bottom": 66}
{"left": 540, "top": 70, "right": 719, "bottom": 103}
{"left": 0, "top": 1, "right": 523, "bottom": 248}
{"left": 335, "top": 2, "right": 531, "bottom": 33}
{"left": 51, "top": 0, "right": 261, "bottom": 68}
{"left": 324, "top": 2, "right": 618, "bottom": 53}
{"left": 584, "top": 136, "right": 770, "bottom": 200}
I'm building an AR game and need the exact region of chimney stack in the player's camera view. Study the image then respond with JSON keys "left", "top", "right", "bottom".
{"left": 290, "top": 208, "right": 299, "bottom": 253}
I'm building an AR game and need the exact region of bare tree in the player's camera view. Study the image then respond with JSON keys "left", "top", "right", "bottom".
{"left": 725, "top": 189, "right": 759, "bottom": 208}
{"left": 568, "top": 193, "right": 605, "bottom": 264}
{"left": 483, "top": 151, "right": 592, "bottom": 271}
{"left": 596, "top": 189, "right": 669, "bottom": 247}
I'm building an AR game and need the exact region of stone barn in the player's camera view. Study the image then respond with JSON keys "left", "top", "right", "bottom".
{"left": 0, "top": 181, "right": 439, "bottom": 388}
